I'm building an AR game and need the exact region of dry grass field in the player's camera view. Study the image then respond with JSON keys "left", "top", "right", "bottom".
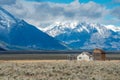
{"left": 0, "top": 60, "right": 120, "bottom": 80}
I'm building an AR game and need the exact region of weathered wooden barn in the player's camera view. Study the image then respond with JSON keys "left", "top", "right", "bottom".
{"left": 93, "top": 48, "right": 106, "bottom": 61}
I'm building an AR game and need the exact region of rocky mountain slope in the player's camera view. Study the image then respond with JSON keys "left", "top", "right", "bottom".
{"left": 0, "top": 7, "right": 67, "bottom": 50}
{"left": 40, "top": 21, "right": 120, "bottom": 50}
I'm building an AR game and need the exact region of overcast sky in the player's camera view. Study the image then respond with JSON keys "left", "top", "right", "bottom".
{"left": 0, "top": 0, "right": 120, "bottom": 27}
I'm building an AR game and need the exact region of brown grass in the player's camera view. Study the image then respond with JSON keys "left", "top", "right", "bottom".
{"left": 0, "top": 60, "right": 120, "bottom": 80}
{"left": 0, "top": 60, "right": 68, "bottom": 63}
{"left": 0, "top": 60, "right": 120, "bottom": 63}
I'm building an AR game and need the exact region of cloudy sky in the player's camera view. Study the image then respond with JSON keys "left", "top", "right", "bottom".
{"left": 0, "top": 0, "right": 120, "bottom": 27}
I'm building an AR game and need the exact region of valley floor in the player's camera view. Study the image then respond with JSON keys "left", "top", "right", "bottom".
{"left": 0, "top": 60, "right": 120, "bottom": 80}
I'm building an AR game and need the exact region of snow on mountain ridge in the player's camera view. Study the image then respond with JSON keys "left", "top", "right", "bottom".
{"left": 40, "top": 22, "right": 115, "bottom": 37}
{"left": 42, "top": 21, "right": 78, "bottom": 31}
{"left": 105, "top": 25, "right": 120, "bottom": 32}
{"left": 0, "top": 7, "right": 17, "bottom": 21}
{"left": 40, "top": 21, "right": 79, "bottom": 37}
{"left": 39, "top": 21, "right": 120, "bottom": 50}
{"left": 0, "top": 7, "right": 19, "bottom": 30}
{"left": 0, "top": 7, "right": 68, "bottom": 50}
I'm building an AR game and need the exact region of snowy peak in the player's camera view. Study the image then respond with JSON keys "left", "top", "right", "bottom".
{"left": 0, "top": 7, "right": 68, "bottom": 50}
{"left": 42, "top": 21, "right": 79, "bottom": 32}
{"left": 54, "top": 21, "right": 79, "bottom": 29}
{"left": 39, "top": 21, "right": 120, "bottom": 50}
{"left": 40, "top": 21, "right": 82, "bottom": 37}
{"left": 40, "top": 22, "right": 116, "bottom": 37}
{"left": 0, "top": 7, "right": 18, "bottom": 29}
{"left": 105, "top": 25, "right": 120, "bottom": 32}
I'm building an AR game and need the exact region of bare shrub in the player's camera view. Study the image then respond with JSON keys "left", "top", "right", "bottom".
{"left": 0, "top": 61, "right": 120, "bottom": 80}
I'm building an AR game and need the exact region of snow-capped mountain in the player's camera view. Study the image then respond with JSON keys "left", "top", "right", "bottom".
{"left": 40, "top": 21, "right": 120, "bottom": 50}
{"left": 0, "top": 7, "right": 67, "bottom": 50}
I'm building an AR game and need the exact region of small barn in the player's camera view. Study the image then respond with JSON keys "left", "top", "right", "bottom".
{"left": 93, "top": 48, "right": 106, "bottom": 61}
{"left": 77, "top": 52, "right": 93, "bottom": 61}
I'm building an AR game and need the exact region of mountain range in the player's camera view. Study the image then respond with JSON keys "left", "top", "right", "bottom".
{"left": 40, "top": 21, "right": 120, "bottom": 50}
{"left": 0, "top": 7, "right": 120, "bottom": 51}
{"left": 0, "top": 7, "right": 67, "bottom": 50}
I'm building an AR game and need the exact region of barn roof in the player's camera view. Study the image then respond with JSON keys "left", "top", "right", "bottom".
{"left": 79, "top": 52, "right": 92, "bottom": 56}
{"left": 93, "top": 48, "right": 106, "bottom": 54}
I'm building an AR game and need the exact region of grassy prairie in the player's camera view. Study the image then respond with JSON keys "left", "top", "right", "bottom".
{"left": 0, "top": 60, "right": 120, "bottom": 80}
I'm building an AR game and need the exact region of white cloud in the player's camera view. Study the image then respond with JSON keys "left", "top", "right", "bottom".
{"left": 111, "top": 7, "right": 120, "bottom": 19}
{"left": 2, "top": 0, "right": 109, "bottom": 27}
{"left": 0, "top": 0, "right": 16, "bottom": 5}
{"left": 112, "top": 0, "right": 120, "bottom": 3}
